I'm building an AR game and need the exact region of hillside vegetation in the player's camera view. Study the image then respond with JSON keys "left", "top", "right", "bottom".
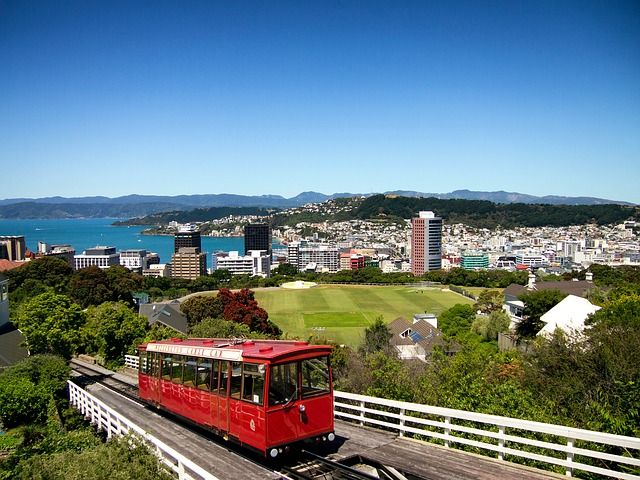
{"left": 353, "top": 195, "right": 639, "bottom": 228}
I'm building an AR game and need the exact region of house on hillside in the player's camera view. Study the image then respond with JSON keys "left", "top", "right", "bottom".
{"left": 0, "top": 274, "right": 8, "bottom": 329}
{"left": 139, "top": 300, "right": 188, "bottom": 334}
{"left": 503, "top": 272, "right": 594, "bottom": 327}
{"left": 388, "top": 316, "right": 460, "bottom": 361}
{"left": 0, "top": 274, "right": 28, "bottom": 368}
{"left": 537, "top": 295, "right": 601, "bottom": 339}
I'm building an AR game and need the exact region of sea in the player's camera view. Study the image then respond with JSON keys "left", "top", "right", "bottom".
{"left": 0, "top": 218, "right": 260, "bottom": 264}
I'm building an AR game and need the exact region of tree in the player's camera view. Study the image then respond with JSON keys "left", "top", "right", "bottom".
{"left": 438, "top": 304, "right": 477, "bottom": 338}
{"left": 15, "top": 435, "right": 174, "bottom": 480}
{"left": 359, "top": 317, "right": 393, "bottom": 356}
{"left": 83, "top": 302, "right": 148, "bottom": 364}
{"left": 105, "top": 265, "right": 143, "bottom": 305}
{"left": 5, "top": 256, "right": 72, "bottom": 294}
{"left": 188, "top": 318, "right": 267, "bottom": 339}
{"left": 472, "top": 310, "right": 511, "bottom": 341}
{"left": 272, "top": 263, "right": 298, "bottom": 276}
{"left": 0, "top": 355, "right": 70, "bottom": 429}
{"left": 68, "top": 266, "right": 113, "bottom": 308}
{"left": 0, "top": 376, "right": 50, "bottom": 428}
{"left": 516, "top": 290, "right": 567, "bottom": 338}
{"left": 217, "top": 288, "right": 280, "bottom": 336}
{"left": 474, "top": 289, "right": 504, "bottom": 314}
{"left": 143, "top": 323, "right": 186, "bottom": 343}
{"left": 180, "top": 295, "right": 224, "bottom": 327}
{"left": 15, "top": 292, "right": 85, "bottom": 359}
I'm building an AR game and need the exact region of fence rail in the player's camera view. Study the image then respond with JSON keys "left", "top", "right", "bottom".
{"left": 334, "top": 391, "right": 640, "bottom": 479}
{"left": 68, "top": 380, "right": 219, "bottom": 480}
{"left": 123, "top": 354, "right": 640, "bottom": 479}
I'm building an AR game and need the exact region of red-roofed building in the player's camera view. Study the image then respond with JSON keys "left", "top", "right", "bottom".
{"left": 0, "top": 259, "right": 24, "bottom": 272}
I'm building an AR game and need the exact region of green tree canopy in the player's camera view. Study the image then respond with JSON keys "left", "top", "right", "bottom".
{"left": 83, "top": 302, "right": 147, "bottom": 364}
{"left": 15, "top": 292, "right": 85, "bottom": 359}
{"left": 0, "top": 355, "right": 70, "bottom": 429}
{"left": 472, "top": 310, "right": 511, "bottom": 341}
{"left": 5, "top": 256, "right": 72, "bottom": 294}
{"left": 180, "top": 295, "right": 224, "bottom": 327}
{"left": 438, "top": 304, "right": 477, "bottom": 338}
{"left": 68, "top": 266, "right": 113, "bottom": 308}
{"left": 359, "top": 317, "right": 393, "bottom": 356}
{"left": 188, "top": 317, "right": 268, "bottom": 339}
{"left": 272, "top": 263, "right": 298, "bottom": 276}
{"left": 474, "top": 289, "right": 504, "bottom": 314}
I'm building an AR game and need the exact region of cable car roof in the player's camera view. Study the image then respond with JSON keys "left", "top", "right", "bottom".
{"left": 142, "top": 338, "right": 332, "bottom": 362}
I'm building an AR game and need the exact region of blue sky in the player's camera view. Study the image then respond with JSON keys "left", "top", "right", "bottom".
{"left": 1, "top": 1, "right": 639, "bottom": 202}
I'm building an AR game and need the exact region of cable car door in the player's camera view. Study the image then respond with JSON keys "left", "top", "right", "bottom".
{"left": 217, "top": 361, "right": 231, "bottom": 434}
{"left": 150, "top": 352, "right": 161, "bottom": 403}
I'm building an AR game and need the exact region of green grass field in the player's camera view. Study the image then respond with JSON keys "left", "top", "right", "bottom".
{"left": 253, "top": 285, "right": 474, "bottom": 347}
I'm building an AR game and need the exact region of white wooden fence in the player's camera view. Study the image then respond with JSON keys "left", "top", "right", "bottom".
{"left": 334, "top": 391, "right": 640, "bottom": 479}
{"left": 68, "top": 380, "right": 219, "bottom": 480}
{"left": 123, "top": 354, "right": 640, "bottom": 479}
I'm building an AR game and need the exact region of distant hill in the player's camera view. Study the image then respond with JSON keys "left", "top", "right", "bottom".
{"left": 114, "top": 206, "right": 276, "bottom": 225}
{"left": 385, "top": 189, "right": 634, "bottom": 206}
{"left": 354, "top": 195, "right": 640, "bottom": 228}
{"left": 0, "top": 190, "right": 634, "bottom": 219}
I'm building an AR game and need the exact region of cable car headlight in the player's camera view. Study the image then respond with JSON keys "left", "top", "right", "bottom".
{"left": 328, "top": 433, "right": 336, "bottom": 442}
{"left": 269, "top": 448, "right": 278, "bottom": 458}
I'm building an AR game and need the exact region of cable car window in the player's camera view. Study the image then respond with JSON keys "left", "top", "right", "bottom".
{"left": 269, "top": 362, "right": 298, "bottom": 406}
{"left": 183, "top": 356, "right": 197, "bottom": 387}
{"left": 230, "top": 361, "right": 242, "bottom": 399}
{"left": 242, "top": 363, "right": 265, "bottom": 405}
{"left": 196, "top": 358, "right": 212, "bottom": 391}
{"left": 139, "top": 351, "right": 148, "bottom": 374}
{"left": 219, "top": 361, "right": 229, "bottom": 397}
{"left": 171, "top": 355, "right": 184, "bottom": 384}
{"left": 162, "top": 355, "right": 172, "bottom": 380}
{"left": 212, "top": 360, "right": 220, "bottom": 393}
{"left": 152, "top": 353, "right": 161, "bottom": 377}
{"left": 301, "top": 356, "right": 330, "bottom": 398}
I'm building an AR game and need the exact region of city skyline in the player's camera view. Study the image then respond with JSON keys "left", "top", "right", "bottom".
{"left": 1, "top": 1, "right": 639, "bottom": 203}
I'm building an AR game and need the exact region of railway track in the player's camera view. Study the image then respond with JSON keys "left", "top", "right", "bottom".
{"left": 70, "top": 359, "right": 141, "bottom": 403}
{"left": 69, "top": 360, "right": 419, "bottom": 480}
{"left": 282, "top": 450, "right": 409, "bottom": 480}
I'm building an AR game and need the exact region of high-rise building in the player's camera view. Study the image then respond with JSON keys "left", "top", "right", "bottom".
{"left": 0, "top": 236, "right": 26, "bottom": 261}
{"left": 411, "top": 211, "right": 442, "bottom": 275}
{"left": 244, "top": 223, "right": 271, "bottom": 256}
{"left": 174, "top": 226, "right": 201, "bottom": 253}
{"left": 171, "top": 247, "right": 207, "bottom": 279}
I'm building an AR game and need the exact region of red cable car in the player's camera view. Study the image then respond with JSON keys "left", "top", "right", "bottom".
{"left": 138, "top": 338, "right": 335, "bottom": 457}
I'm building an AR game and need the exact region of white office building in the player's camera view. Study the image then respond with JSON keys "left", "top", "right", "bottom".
{"left": 215, "top": 250, "right": 271, "bottom": 277}
{"left": 74, "top": 246, "right": 120, "bottom": 270}
{"left": 120, "top": 249, "right": 148, "bottom": 271}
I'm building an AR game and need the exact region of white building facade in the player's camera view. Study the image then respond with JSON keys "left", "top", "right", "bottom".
{"left": 215, "top": 250, "right": 271, "bottom": 277}
{"left": 74, "top": 246, "right": 120, "bottom": 270}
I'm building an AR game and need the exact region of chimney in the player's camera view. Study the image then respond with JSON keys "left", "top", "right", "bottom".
{"left": 527, "top": 272, "right": 536, "bottom": 290}
{"left": 585, "top": 271, "right": 593, "bottom": 282}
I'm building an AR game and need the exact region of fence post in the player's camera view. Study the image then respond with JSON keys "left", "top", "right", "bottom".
{"left": 498, "top": 425, "right": 505, "bottom": 461}
{"left": 399, "top": 408, "right": 405, "bottom": 437}
{"left": 444, "top": 416, "right": 451, "bottom": 448}
{"left": 566, "top": 438, "right": 575, "bottom": 477}
{"left": 359, "top": 400, "right": 366, "bottom": 426}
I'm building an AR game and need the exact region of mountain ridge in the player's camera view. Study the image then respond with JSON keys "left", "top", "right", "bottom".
{"left": 0, "top": 190, "right": 634, "bottom": 219}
